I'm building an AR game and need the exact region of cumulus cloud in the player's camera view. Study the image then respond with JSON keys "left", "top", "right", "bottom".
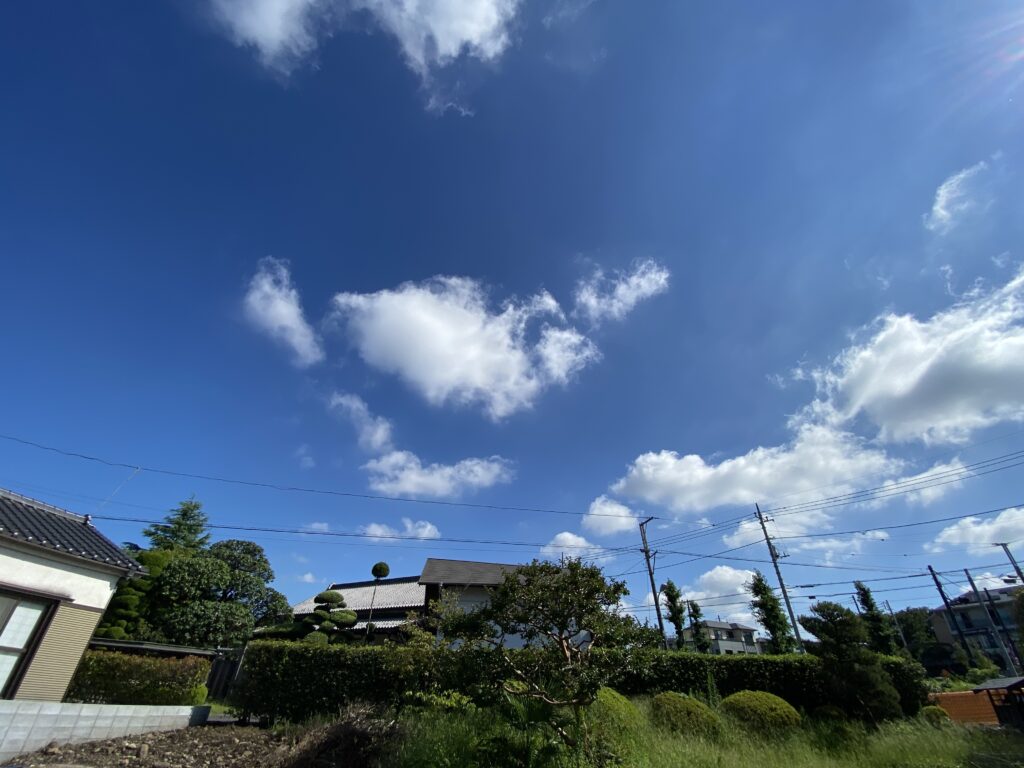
{"left": 613, "top": 424, "right": 901, "bottom": 516}
{"left": 581, "top": 495, "right": 638, "bottom": 537}
{"left": 681, "top": 565, "right": 758, "bottom": 627}
{"left": 244, "top": 257, "right": 325, "bottom": 366}
{"left": 360, "top": 516, "right": 441, "bottom": 541}
{"left": 298, "top": 571, "right": 319, "bottom": 583}
{"left": 210, "top": 0, "right": 522, "bottom": 78}
{"left": 923, "top": 159, "right": 991, "bottom": 234}
{"left": 573, "top": 259, "right": 670, "bottom": 325}
{"left": 329, "top": 392, "right": 394, "bottom": 452}
{"left": 810, "top": 268, "right": 1024, "bottom": 444}
{"left": 540, "top": 531, "right": 603, "bottom": 560}
{"left": 332, "top": 276, "right": 598, "bottom": 419}
{"left": 363, "top": 449, "right": 513, "bottom": 498}
{"left": 926, "top": 506, "right": 1024, "bottom": 556}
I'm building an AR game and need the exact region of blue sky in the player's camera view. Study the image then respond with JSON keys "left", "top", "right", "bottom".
{"left": 2, "top": 1, "right": 1024, "bottom": 627}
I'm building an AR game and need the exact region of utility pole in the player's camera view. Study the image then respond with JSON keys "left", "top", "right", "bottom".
{"left": 984, "top": 587, "right": 1022, "bottom": 673}
{"left": 965, "top": 569, "right": 1018, "bottom": 675}
{"left": 884, "top": 600, "right": 908, "bottom": 650}
{"left": 928, "top": 565, "right": 976, "bottom": 666}
{"left": 995, "top": 542, "right": 1024, "bottom": 583}
{"left": 755, "top": 503, "right": 804, "bottom": 652}
{"left": 639, "top": 517, "right": 669, "bottom": 649}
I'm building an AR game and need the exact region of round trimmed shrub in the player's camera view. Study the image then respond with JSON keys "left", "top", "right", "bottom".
{"left": 650, "top": 692, "right": 723, "bottom": 739}
{"left": 719, "top": 690, "right": 801, "bottom": 734}
{"left": 303, "top": 631, "right": 329, "bottom": 645}
{"left": 372, "top": 562, "right": 391, "bottom": 579}
{"left": 316, "top": 590, "right": 344, "bottom": 605}
{"left": 920, "top": 705, "right": 951, "bottom": 727}
{"left": 589, "top": 687, "right": 645, "bottom": 760}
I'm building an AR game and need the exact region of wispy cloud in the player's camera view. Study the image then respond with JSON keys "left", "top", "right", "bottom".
{"left": 573, "top": 259, "right": 670, "bottom": 325}
{"left": 360, "top": 517, "right": 441, "bottom": 542}
{"left": 244, "top": 257, "right": 324, "bottom": 367}
{"left": 329, "top": 392, "right": 394, "bottom": 453}
{"left": 923, "top": 159, "right": 991, "bottom": 235}
{"left": 306, "top": 521, "right": 330, "bottom": 532}
{"left": 294, "top": 443, "right": 315, "bottom": 469}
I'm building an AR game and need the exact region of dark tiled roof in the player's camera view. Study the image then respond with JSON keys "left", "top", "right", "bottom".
{"left": 703, "top": 620, "right": 756, "bottom": 631}
{"left": 419, "top": 557, "right": 519, "bottom": 586}
{"left": 293, "top": 576, "right": 425, "bottom": 614}
{"left": 0, "top": 488, "right": 142, "bottom": 573}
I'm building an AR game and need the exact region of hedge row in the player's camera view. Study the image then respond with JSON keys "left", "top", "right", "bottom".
{"left": 66, "top": 650, "right": 210, "bottom": 706}
{"left": 231, "top": 641, "right": 927, "bottom": 722}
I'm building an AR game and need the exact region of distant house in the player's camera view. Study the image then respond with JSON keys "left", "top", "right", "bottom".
{"left": 681, "top": 620, "right": 760, "bottom": 655}
{"left": 929, "top": 584, "right": 1021, "bottom": 672}
{"left": 0, "top": 489, "right": 142, "bottom": 701}
{"left": 292, "top": 575, "right": 426, "bottom": 634}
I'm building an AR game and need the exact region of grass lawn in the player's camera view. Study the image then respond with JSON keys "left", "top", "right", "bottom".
{"left": 385, "top": 701, "right": 1024, "bottom": 768}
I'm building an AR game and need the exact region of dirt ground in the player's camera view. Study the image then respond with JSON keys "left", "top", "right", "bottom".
{"left": 4, "top": 725, "right": 286, "bottom": 768}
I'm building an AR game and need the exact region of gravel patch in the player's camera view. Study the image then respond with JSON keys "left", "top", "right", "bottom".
{"left": 4, "top": 725, "right": 286, "bottom": 768}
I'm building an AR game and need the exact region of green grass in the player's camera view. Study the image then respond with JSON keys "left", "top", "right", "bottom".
{"left": 381, "top": 701, "right": 1024, "bottom": 768}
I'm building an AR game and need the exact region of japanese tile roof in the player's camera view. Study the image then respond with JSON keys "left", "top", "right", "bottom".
{"left": 292, "top": 575, "right": 425, "bottom": 615}
{"left": 419, "top": 558, "right": 519, "bottom": 586}
{"left": 972, "top": 676, "right": 1024, "bottom": 692}
{"left": 0, "top": 488, "right": 142, "bottom": 573}
{"left": 702, "top": 620, "right": 757, "bottom": 631}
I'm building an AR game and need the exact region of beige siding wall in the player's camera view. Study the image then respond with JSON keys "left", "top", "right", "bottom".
{"left": 14, "top": 604, "right": 100, "bottom": 702}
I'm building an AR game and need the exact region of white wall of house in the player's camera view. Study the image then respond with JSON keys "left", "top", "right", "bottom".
{"left": 0, "top": 543, "right": 120, "bottom": 610}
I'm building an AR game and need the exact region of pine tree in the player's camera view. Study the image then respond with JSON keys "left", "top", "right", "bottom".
{"left": 662, "top": 579, "right": 686, "bottom": 649}
{"left": 687, "top": 599, "right": 712, "bottom": 653}
{"left": 854, "top": 581, "right": 898, "bottom": 655}
{"left": 143, "top": 498, "right": 211, "bottom": 551}
{"left": 747, "top": 570, "right": 796, "bottom": 654}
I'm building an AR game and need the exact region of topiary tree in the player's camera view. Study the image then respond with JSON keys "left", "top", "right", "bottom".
{"left": 799, "top": 601, "right": 902, "bottom": 722}
{"left": 650, "top": 691, "right": 723, "bottom": 739}
{"left": 719, "top": 690, "right": 801, "bottom": 734}
{"left": 303, "top": 590, "right": 357, "bottom": 637}
{"left": 366, "top": 562, "right": 390, "bottom": 640}
{"left": 687, "top": 600, "right": 712, "bottom": 654}
{"left": 588, "top": 687, "right": 645, "bottom": 758}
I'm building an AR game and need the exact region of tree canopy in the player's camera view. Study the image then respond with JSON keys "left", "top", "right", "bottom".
{"left": 854, "top": 581, "right": 899, "bottom": 655}
{"left": 747, "top": 571, "right": 796, "bottom": 654}
{"left": 142, "top": 498, "right": 210, "bottom": 551}
{"left": 687, "top": 599, "right": 712, "bottom": 653}
{"left": 661, "top": 579, "right": 686, "bottom": 647}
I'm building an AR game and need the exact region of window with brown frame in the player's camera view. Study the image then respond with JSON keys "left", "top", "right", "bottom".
{"left": 0, "top": 589, "right": 52, "bottom": 699}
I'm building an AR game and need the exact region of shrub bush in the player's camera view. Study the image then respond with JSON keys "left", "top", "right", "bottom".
{"left": 66, "top": 650, "right": 210, "bottom": 706}
{"left": 650, "top": 691, "right": 723, "bottom": 739}
{"left": 920, "top": 705, "right": 951, "bottom": 727}
{"left": 589, "top": 687, "right": 644, "bottom": 751}
{"left": 719, "top": 690, "right": 801, "bottom": 734}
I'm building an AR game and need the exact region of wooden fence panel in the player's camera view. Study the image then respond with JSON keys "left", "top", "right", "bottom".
{"left": 930, "top": 692, "right": 999, "bottom": 725}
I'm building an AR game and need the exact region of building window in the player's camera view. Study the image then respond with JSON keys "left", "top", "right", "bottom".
{"left": 0, "top": 591, "right": 51, "bottom": 699}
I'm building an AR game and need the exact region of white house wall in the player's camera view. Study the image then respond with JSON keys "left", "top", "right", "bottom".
{"left": 0, "top": 543, "right": 120, "bottom": 610}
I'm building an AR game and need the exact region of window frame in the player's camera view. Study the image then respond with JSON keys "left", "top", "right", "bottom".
{"left": 0, "top": 588, "right": 57, "bottom": 699}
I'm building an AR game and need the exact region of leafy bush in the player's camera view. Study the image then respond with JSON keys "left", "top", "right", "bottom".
{"left": 66, "top": 650, "right": 210, "bottom": 705}
{"left": 719, "top": 690, "right": 801, "bottom": 734}
{"left": 920, "top": 705, "right": 951, "bottom": 727}
{"left": 302, "top": 631, "right": 329, "bottom": 646}
{"left": 880, "top": 656, "right": 928, "bottom": 716}
{"left": 650, "top": 691, "right": 723, "bottom": 739}
{"left": 589, "top": 687, "right": 645, "bottom": 755}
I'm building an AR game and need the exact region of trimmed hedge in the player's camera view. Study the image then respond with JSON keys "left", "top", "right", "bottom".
{"left": 719, "top": 690, "right": 801, "bottom": 733}
{"left": 589, "top": 687, "right": 645, "bottom": 753}
{"left": 66, "top": 650, "right": 210, "bottom": 706}
{"left": 650, "top": 692, "right": 723, "bottom": 739}
{"left": 232, "top": 641, "right": 928, "bottom": 723}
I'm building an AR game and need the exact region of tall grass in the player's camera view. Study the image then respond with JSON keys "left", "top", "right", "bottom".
{"left": 384, "top": 701, "right": 1024, "bottom": 768}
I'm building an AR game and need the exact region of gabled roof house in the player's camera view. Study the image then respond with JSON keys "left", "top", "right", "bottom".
{"left": 293, "top": 575, "right": 426, "bottom": 632}
{"left": 0, "top": 489, "right": 142, "bottom": 701}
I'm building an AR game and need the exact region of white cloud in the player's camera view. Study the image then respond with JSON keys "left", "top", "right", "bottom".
{"left": 329, "top": 392, "right": 394, "bottom": 452}
{"left": 681, "top": 565, "right": 758, "bottom": 628}
{"left": 307, "top": 521, "right": 330, "bottom": 532}
{"left": 613, "top": 424, "right": 901, "bottom": 515}
{"left": 880, "top": 459, "right": 965, "bottom": 505}
{"left": 958, "top": 571, "right": 1014, "bottom": 593}
{"left": 210, "top": 0, "right": 522, "bottom": 78}
{"left": 573, "top": 259, "right": 670, "bottom": 325}
{"left": 360, "top": 516, "right": 441, "bottom": 541}
{"left": 581, "top": 495, "right": 638, "bottom": 537}
{"left": 331, "top": 276, "right": 597, "bottom": 419}
{"left": 244, "top": 257, "right": 324, "bottom": 367}
{"left": 811, "top": 268, "right": 1024, "bottom": 444}
{"left": 923, "top": 160, "right": 990, "bottom": 234}
{"left": 363, "top": 449, "right": 513, "bottom": 498}
{"left": 298, "top": 571, "right": 318, "bottom": 583}
{"left": 294, "top": 444, "right": 315, "bottom": 469}
{"left": 540, "top": 531, "right": 603, "bottom": 560}
{"left": 926, "top": 507, "right": 1024, "bottom": 556}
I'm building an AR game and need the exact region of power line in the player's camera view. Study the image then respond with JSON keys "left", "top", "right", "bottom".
{"left": 0, "top": 433, "right": 643, "bottom": 520}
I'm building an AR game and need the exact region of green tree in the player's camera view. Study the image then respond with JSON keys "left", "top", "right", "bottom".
{"left": 747, "top": 571, "right": 796, "bottom": 654}
{"left": 893, "top": 607, "right": 938, "bottom": 663}
{"left": 150, "top": 553, "right": 253, "bottom": 645}
{"left": 661, "top": 580, "right": 686, "bottom": 648}
{"left": 799, "top": 601, "right": 902, "bottom": 722}
{"left": 143, "top": 498, "right": 210, "bottom": 551}
{"left": 95, "top": 549, "right": 175, "bottom": 641}
{"left": 854, "top": 581, "right": 898, "bottom": 655}
{"left": 438, "top": 558, "right": 656, "bottom": 751}
{"left": 687, "top": 600, "right": 712, "bottom": 653}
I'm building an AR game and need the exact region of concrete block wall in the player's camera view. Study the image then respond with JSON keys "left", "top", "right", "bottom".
{"left": 0, "top": 701, "right": 209, "bottom": 762}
